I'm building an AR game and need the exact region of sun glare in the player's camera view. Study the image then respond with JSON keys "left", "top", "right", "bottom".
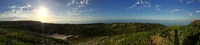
{"left": 36, "top": 7, "right": 50, "bottom": 22}
{"left": 38, "top": 7, "right": 48, "bottom": 17}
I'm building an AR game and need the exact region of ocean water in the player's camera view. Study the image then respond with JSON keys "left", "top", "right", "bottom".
{"left": 52, "top": 19, "right": 194, "bottom": 26}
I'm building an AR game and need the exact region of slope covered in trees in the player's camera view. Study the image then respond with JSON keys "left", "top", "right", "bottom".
{"left": 0, "top": 20, "right": 200, "bottom": 45}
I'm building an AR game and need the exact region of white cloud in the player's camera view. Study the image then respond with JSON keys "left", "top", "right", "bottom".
{"left": 196, "top": 10, "right": 200, "bottom": 13}
{"left": 78, "top": 5, "right": 84, "bottom": 8}
{"left": 89, "top": 9, "right": 93, "bottom": 11}
{"left": 187, "top": 0, "right": 194, "bottom": 4}
{"left": 76, "top": 2, "right": 79, "bottom": 4}
{"left": 170, "top": 9, "right": 184, "bottom": 13}
{"left": 135, "top": 2, "right": 140, "bottom": 4}
{"left": 155, "top": 5, "right": 160, "bottom": 8}
{"left": 83, "top": 9, "right": 94, "bottom": 12}
{"left": 4, "top": 4, "right": 34, "bottom": 15}
{"left": 79, "top": 0, "right": 89, "bottom": 5}
{"left": 127, "top": 0, "right": 151, "bottom": 10}
{"left": 8, "top": 4, "right": 32, "bottom": 9}
{"left": 10, "top": 9, "right": 15, "bottom": 13}
{"left": 85, "top": 0, "right": 89, "bottom": 4}
{"left": 4, "top": 11, "right": 9, "bottom": 13}
{"left": 79, "top": 10, "right": 83, "bottom": 12}
{"left": 5, "top": 8, "right": 34, "bottom": 14}
{"left": 155, "top": 5, "right": 161, "bottom": 11}
{"left": 144, "top": 1, "right": 151, "bottom": 8}
{"left": 27, "top": 4, "right": 32, "bottom": 7}
{"left": 18, "top": 4, "right": 32, "bottom": 9}
{"left": 65, "top": 11, "right": 80, "bottom": 16}
{"left": 3, "top": 9, "right": 23, "bottom": 14}
{"left": 188, "top": 11, "right": 193, "bottom": 16}
{"left": 64, "top": 0, "right": 93, "bottom": 16}
{"left": 16, "top": 8, "right": 23, "bottom": 13}
{"left": 8, "top": 6, "right": 16, "bottom": 8}
{"left": 71, "top": 0, "right": 76, "bottom": 4}
{"left": 8, "top": 4, "right": 31, "bottom": 9}
{"left": 66, "top": 3, "right": 71, "bottom": 6}
{"left": 80, "top": 1, "right": 84, "bottom": 4}
{"left": 70, "top": 0, "right": 80, "bottom": 4}
{"left": 178, "top": 0, "right": 200, "bottom": 4}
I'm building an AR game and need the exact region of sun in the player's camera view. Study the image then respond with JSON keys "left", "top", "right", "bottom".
{"left": 36, "top": 7, "right": 49, "bottom": 22}
{"left": 37, "top": 7, "right": 48, "bottom": 17}
{"left": 34, "top": 6, "right": 55, "bottom": 22}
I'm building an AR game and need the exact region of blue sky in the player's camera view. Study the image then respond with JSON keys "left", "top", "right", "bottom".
{"left": 0, "top": 0, "right": 200, "bottom": 25}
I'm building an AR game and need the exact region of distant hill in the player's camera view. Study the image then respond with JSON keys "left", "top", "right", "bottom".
{"left": 193, "top": 20, "right": 200, "bottom": 23}
{"left": 70, "top": 20, "right": 200, "bottom": 45}
{"left": 0, "top": 21, "right": 166, "bottom": 37}
{"left": 188, "top": 20, "right": 200, "bottom": 27}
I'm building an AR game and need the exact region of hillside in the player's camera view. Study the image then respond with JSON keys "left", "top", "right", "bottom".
{"left": 0, "top": 21, "right": 166, "bottom": 37}
{"left": 68, "top": 20, "right": 200, "bottom": 45}
{"left": 0, "top": 20, "right": 200, "bottom": 45}
{"left": 70, "top": 26, "right": 200, "bottom": 45}
{"left": 0, "top": 29, "right": 69, "bottom": 45}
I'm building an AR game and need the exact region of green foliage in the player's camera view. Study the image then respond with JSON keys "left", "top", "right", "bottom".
{"left": 1, "top": 21, "right": 200, "bottom": 45}
{"left": 0, "top": 21, "right": 166, "bottom": 37}
{"left": 0, "top": 29, "right": 68, "bottom": 45}
{"left": 71, "top": 31, "right": 155, "bottom": 45}
{"left": 71, "top": 21, "right": 200, "bottom": 45}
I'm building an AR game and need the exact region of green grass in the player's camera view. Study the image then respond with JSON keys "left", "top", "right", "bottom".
{"left": 71, "top": 25, "right": 200, "bottom": 45}
{"left": 0, "top": 21, "right": 200, "bottom": 45}
{"left": 0, "top": 29, "right": 68, "bottom": 45}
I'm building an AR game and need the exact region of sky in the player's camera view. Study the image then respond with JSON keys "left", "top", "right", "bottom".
{"left": 0, "top": 0, "right": 200, "bottom": 26}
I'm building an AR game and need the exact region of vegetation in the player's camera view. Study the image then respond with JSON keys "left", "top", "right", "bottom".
{"left": 0, "top": 21, "right": 166, "bottom": 37}
{"left": 70, "top": 20, "right": 200, "bottom": 45}
{"left": 0, "top": 29, "right": 68, "bottom": 45}
{"left": 0, "top": 20, "right": 200, "bottom": 45}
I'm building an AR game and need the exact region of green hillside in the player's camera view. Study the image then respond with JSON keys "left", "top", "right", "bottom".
{"left": 0, "top": 21, "right": 166, "bottom": 37}
{"left": 69, "top": 20, "right": 200, "bottom": 45}
{"left": 70, "top": 25, "right": 200, "bottom": 45}
{"left": 0, "top": 20, "right": 200, "bottom": 45}
{"left": 0, "top": 29, "right": 69, "bottom": 45}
